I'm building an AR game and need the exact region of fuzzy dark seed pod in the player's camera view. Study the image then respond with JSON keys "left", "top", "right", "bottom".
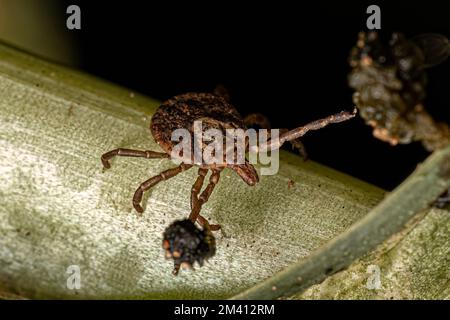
{"left": 349, "top": 31, "right": 450, "bottom": 151}
{"left": 162, "top": 219, "right": 216, "bottom": 275}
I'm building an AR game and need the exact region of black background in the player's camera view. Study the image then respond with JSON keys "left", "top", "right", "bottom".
{"left": 0, "top": 300, "right": 441, "bottom": 319}
{"left": 57, "top": 1, "right": 450, "bottom": 190}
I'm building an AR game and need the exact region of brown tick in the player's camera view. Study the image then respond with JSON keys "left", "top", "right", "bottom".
{"left": 101, "top": 90, "right": 356, "bottom": 273}
{"left": 102, "top": 90, "right": 355, "bottom": 228}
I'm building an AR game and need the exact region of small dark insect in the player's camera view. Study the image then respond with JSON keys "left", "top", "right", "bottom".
{"left": 162, "top": 219, "right": 216, "bottom": 275}
{"left": 349, "top": 32, "right": 450, "bottom": 152}
{"left": 101, "top": 89, "right": 356, "bottom": 273}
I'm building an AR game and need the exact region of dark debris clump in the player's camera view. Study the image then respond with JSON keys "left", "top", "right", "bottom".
{"left": 162, "top": 219, "right": 216, "bottom": 275}
{"left": 349, "top": 32, "right": 450, "bottom": 151}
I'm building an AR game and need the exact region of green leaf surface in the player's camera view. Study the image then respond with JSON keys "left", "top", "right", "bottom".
{"left": 0, "top": 42, "right": 447, "bottom": 300}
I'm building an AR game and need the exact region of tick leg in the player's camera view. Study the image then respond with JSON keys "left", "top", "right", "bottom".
{"left": 280, "top": 128, "right": 308, "bottom": 160}
{"left": 190, "top": 168, "right": 208, "bottom": 211}
{"left": 256, "top": 108, "right": 357, "bottom": 152}
{"left": 244, "top": 113, "right": 271, "bottom": 130}
{"left": 245, "top": 114, "right": 307, "bottom": 158}
{"left": 189, "top": 169, "right": 222, "bottom": 231}
{"left": 197, "top": 215, "right": 221, "bottom": 231}
{"left": 101, "top": 148, "right": 169, "bottom": 169}
{"left": 132, "top": 163, "right": 192, "bottom": 214}
{"left": 213, "top": 85, "right": 231, "bottom": 103}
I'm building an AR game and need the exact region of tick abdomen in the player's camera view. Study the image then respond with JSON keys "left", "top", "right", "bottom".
{"left": 151, "top": 92, "right": 246, "bottom": 166}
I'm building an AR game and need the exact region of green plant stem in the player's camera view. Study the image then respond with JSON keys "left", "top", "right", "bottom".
{"left": 231, "top": 144, "right": 450, "bottom": 299}
{"left": 0, "top": 41, "right": 385, "bottom": 299}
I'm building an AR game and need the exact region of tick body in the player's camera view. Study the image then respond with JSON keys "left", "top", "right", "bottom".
{"left": 101, "top": 91, "right": 356, "bottom": 272}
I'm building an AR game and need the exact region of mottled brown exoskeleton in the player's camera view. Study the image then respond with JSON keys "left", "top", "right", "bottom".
{"left": 102, "top": 92, "right": 355, "bottom": 227}
{"left": 101, "top": 91, "right": 355, "bottom": 273}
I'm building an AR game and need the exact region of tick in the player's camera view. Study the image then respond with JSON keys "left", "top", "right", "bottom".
{"left": 102, "top": 91, "right": 355, "bottom": 227}
{"left": 101, "top": 90, "right": 356, "bottom": 273}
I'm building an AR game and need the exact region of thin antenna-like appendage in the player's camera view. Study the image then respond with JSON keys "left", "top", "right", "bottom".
{"left": 253, "top": 108, "right": 357, "bottom": 153}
